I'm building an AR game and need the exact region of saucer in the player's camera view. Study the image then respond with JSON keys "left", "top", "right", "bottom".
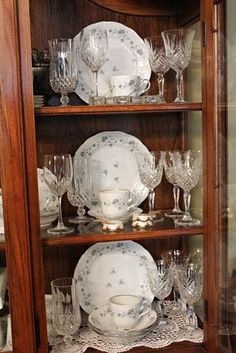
{"left": 88, "top": 207, "right": 142, "bottom": 222}
{"left": 88, "top": 306, "right": 157, "bottom": 334}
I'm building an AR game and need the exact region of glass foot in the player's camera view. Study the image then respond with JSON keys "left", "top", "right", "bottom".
{"left": 173, "top": 97, "right": 186, "bottom": 103}
{"left": 164, "top": 210, "right": 184, "bottom": 218}
{"left": 157, "top": 318, "right": 175, "bottom": 332}
{"left": 175, "top": 217, "right": 201, "bottom": 227}
{"left": 184, "top": 326, "right": 203, "bottom": 340}
{"left": 47, "top": 225, "right": 74, "bottom": 235}
{"left": 68, "top": 215, "right": 91, "bottom": 224}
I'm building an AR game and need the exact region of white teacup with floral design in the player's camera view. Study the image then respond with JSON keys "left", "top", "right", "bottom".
{"left": 98, "top": 189, "right": 137, "bottom": 220}
{"left": 109, "top": 75, "right": 150, "bottom": 97}
{"left": 109, "top": 294, "right": 149, "bottom": 330}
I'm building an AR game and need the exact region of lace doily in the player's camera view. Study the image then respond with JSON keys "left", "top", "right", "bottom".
{"left": 51, "top": 301, "right": 203, "bottom": 353}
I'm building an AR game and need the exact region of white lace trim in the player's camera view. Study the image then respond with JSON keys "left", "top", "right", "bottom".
{"left": 51, "top": 301, "right": 203, "bottom": 353}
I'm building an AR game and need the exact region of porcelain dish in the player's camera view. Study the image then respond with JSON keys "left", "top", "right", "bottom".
{"left": 74, "top": 21, "right": 151, "bottom": 103}
{"left": 88, "top": 207, "right": 142, "bottom": 222}
{"left": 74, "top": 131, "right": 150, "bottom": 209}
{"left": 74, "top": 240, "right": 157, "bottom": 314}
{"left": 88, "top": 305, "right": 157, "bottom": 333}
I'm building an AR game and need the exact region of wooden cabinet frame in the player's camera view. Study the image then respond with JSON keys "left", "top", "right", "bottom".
{"left": 0, "top": 0, "right": 226, "bottom": 352}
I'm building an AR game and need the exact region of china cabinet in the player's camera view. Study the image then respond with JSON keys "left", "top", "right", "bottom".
{"left": 0, "top": 0, "right": 235, "bottom": 353}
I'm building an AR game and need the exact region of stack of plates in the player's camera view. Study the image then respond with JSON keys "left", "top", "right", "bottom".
{"left": 74, "top": 240, "right": 158, "bottom": 342}
{"left": 88, "top": 306, "right": 157, "bottom": 343}
{"left": 34, "top": 95, "right": 45, "bottom": 108}
{"left": 73, "top": 131, "right": 151, "bottom": 222}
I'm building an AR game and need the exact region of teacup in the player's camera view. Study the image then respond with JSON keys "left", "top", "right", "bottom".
{"left": 109, "top": 294, "right": 149, "bottom": 330}
{"left": 109, "top": 75, "right": 150, "bottom": 97}
{"left": 98, "top": 189, "right": 137, "bottom": 220}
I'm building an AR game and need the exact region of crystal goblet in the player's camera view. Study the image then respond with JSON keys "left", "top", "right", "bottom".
{"left": 161, "top": 29, "right": 195, "bottom": 103}
{"left": 171, "top": 150, "right": 202, "bottom": 226}
{"left": 136, "top": 151, "right": 165, "bottom": 219}
{"left": 43, "top": 154, "right": 74, "bottom": 234}
{"left": 144, "top": 35, "right": 170, "bottom": 103}
{"left": 48, "top": 38, "right": 78, "bottom": 105}
{"left": 163, "top": 151, "right": 184, "bottom": 218}
{"left": 177, "top": 263, "right": 203, "bottom": 339}
{"left": 148, "top": 260, "right": 174, "bottom": 331}
{"left": 80, "top": 27, "right": 108, "bottom": 100}
{"left": 51, "top": 277, "right": 81, "bottom": 344}
{"left": 161, "top": 249, "right": 190, "bottom": 310}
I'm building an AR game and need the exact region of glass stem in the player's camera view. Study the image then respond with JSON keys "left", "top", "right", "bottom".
{"left": 159, "top": 300, "right": 165, "bottom": 320}
{"left": 77, "top": 206, "right": 85, "bottom": 217}
{"left": 56, "top": 195, "right": 65, "bottom": 228}
{"left": 93, "top": 71, "right": 99, "bottom": 97}
{"left": 176, "top": 70, "right": 184, "bottom": 102}
{"left": 173, "top": 185, "right": 181, "bottom": 212}
{"left": 148, "top": 190, "right": 155, "bottom": 213}
{"left": 60, "top": 93, "right": 69, "bottom": 106}
{"left": 187, "top": 305, "right": 196, "bottom": 329}
{"left": 157, "top": 73, "right": 165, "bottom": 99}
{"left": 183, "top": 191, "right": 191, "bottom": 219}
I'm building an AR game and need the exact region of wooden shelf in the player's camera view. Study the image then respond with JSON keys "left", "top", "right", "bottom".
{"left": 83, "top": 341, "right": 206, "bottom": 353}
{"left": 41, "top": 218, "right": 204, "bottom": 247}
{"left": 35, "top": 103, "right": 202, "bottom": 117}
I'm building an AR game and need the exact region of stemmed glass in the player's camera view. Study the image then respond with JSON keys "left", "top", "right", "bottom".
{"left": 51, "top": 277, "right": 81, "bottom": 344}
{"left": 171, "top": 150, "right": 202, "bottom": 226}
{"left": 148, "top": 260, "right": 174, "bottom": 331}
{"left": 48, "top": 38, "right": 78, "bottom": 105}
{"left": 161, "top": 29, "right": 195, "bottom": 103}
{"left": 144, "top": 35, "right": 170, "bottom": 103}
{"left": 163, "top": 151, "right": 184, "bottom": 218}
{"left": 43, "top": 154, "right": 74, "bottom": 234}
{"left": 80, "top": 27, "right": 108, "bottom": 100}
{"left": 176, "top": 263, "right": 203, "bottom": 339}
{"left": 136, "top": 151, "right": 165, "bottom": 219}
{"left": 161, "top": 249, "right": 190, "bottom": 310}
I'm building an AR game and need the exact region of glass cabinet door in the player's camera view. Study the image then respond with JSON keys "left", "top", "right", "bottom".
{"left": 216, "top": 0, "right": 236, "bottom": 351}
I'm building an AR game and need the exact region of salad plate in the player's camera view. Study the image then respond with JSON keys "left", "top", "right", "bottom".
{"left": 74, "top": 21, "right": 151, "bottom": 103}
{"left": 88, "top": 305, "right": 157, "bottom": 338}
{"left": 74, "top": 131, "right": 150, "bottom": 209}
{"left": 73, "top": 240, "right": 157, "bottom": 314}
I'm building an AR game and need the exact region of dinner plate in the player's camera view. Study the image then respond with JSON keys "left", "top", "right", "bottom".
{"left": 73, "top": 131, "right": 150, "bottom": 209}
{"left": 74, "top": 240, "right": 156, "bottom": 314}
{"left": 74, "top": 21, "right": 151, "bottom": 103}
{"left": 88, "top": 305, "right": 157, "bottom": 336}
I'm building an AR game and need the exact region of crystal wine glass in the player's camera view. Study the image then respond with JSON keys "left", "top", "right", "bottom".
{"left": 163, "top": 151, "right": 184, "bottom": 218}
{"left": 144, "top": 35, "right": 170, "bottom": 103}
{"left": 171, "top": 150, "right": 202, "bottom": 226}
{"left": 80, "top": 27, "right": 108, "bottom": 99}
{"left": 51, "top": 277, "right": 81, "bottom": 344}
{"left": 161, "top": 29, "right": 195, "bottom": 103}
{"left": 161, "top": 249, "right": 190, "bottom": 310}
{"left": 136, "top": 151, "right": 165, "bottom": 219}
{"left": 148, "top": 260, "right": 174, "bottom": 331}
{"left": 43, "top": 154, "right": 74, "bottom": 234}
{"left": 176, "top": 263, "right": 203, "bottom": 339}
{"left": 48, "top": 38, "right": 78, "bottom": 105}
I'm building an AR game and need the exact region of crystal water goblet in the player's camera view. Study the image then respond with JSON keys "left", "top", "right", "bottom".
{"left": 48, "top": 38, "right": 78, "bottom": 105}
{"left": 148, "top": 260, "right": 174, "bottom": 331}
{"left": 144, "top": 35, "right": 170, "bottom": 103}
{"left": 51, "top": 277, "right": 81, "bottom": 344}
{"left": 43, "top": 154, "right": 74, "bottom": 234}
{"left": 67, "top": 180, "right": 90, "bottom": 224}
{"left": 161, "top": 29, "right": 195, "bottom": 103}
{"left": 176, "top": 263, "right": 203, "bottom": 339}
{"left": 80, "top": 27, "right": 108, "bottom": 99}
{"left": 163, "top": 151, "right": 184, "bottom": 218}
{"left": 171, "top": 150, "right": 202, "bottom": 226}
{"left": 136, "top": 151, "right": 165, "bottom": 219}
{"left": 161, "top": 249, "right": 190, "bottom": 310}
